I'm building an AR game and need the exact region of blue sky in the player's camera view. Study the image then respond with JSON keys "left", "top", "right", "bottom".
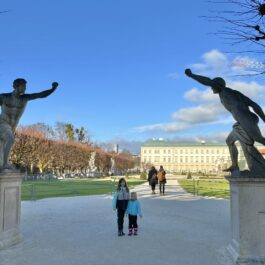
{"left": 1, "top": 0, "right": 265, "bottom": 150}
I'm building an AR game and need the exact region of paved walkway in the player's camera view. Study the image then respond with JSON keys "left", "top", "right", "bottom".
{"left": 0, "top": 179, "right": 233, "bottom": 265}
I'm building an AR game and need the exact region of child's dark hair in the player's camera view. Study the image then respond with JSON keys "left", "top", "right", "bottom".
{"left": 117, "top": 177, "right": 129, "bottom": 192}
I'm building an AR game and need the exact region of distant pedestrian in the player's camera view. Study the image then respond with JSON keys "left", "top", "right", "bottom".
{"left": 148, "top": 166, "right": 158, "bottom": 194}
{"left": 157, "top": 165, "right": 167, "bottom": 195}
{"left": 126, "top": 192, "right": 142, "bottom": 236}
{"left": 112, "top": 178, "right": 130, "bottom": 236}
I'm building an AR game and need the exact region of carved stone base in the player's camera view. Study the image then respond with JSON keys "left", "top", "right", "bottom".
{"left": 0, "top": 171, "right": 23, "bottom": 249}
{"left": 226, "top": 177, "right": 265, "bottom": 264}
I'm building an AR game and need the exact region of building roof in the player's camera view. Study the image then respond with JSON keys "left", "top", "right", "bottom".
{"left": 141, "top": 140, "right": 227, "bottom": 147}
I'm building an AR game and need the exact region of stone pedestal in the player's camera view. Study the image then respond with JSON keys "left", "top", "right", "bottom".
{"left": 0, "top": 171, "right": 23, "bottom": 249}
{"left": 226, "top": 177, "right": 265, "bottom": 264}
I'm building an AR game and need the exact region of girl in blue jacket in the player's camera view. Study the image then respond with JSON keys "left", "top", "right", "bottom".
{"left": 126, "top": 192, "right": 143, "bottom": 236}
{"left": 112, "top": 178, "right": 130, "bottom": 236}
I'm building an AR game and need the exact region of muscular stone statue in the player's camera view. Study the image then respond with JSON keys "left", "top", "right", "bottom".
{"left": 0, "top": 78, "right": 58, "bottom": 170}
{"left": 185, "top": 69, "right": 265, "bottom": 177}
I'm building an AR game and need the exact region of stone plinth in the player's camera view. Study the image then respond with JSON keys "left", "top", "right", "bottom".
{"left": 0, "top": 170, "right": 23, "bottom": 249}
{"left": 226, "top": 176, "right": 265, "bottom": 264}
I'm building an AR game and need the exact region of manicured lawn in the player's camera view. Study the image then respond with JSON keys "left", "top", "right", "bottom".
{"left": 178, "top": 179, "right": 230, "bottom": 199}
{"left": 22, "top": 178, "right": 146, "bottom": 201}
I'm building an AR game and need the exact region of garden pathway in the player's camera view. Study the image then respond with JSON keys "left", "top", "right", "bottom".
{"left": 0, "top": 178, "right": 232, "bottom": 265}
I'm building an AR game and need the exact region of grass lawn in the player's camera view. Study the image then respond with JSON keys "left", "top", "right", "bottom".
{"left": 178, "top": 179, "right": 230, "bottom": 199}
{"left": 22, "top": 178, "right": 146, "bottom": 201}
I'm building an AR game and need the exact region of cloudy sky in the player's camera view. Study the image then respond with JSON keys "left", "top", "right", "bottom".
{"left": 1, "top": 0, "right": 265, "bottom": 151}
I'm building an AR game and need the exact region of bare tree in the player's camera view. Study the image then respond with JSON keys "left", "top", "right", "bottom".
{"left": 208, "top": 0, "right": 265, "bottom": 74}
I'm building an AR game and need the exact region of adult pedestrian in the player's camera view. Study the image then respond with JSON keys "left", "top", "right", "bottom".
{"left": 148, "top": 166, "right": 158, "bottom": 194}
{"left": 157, "top": 165, "right": 166, "bottom": 195}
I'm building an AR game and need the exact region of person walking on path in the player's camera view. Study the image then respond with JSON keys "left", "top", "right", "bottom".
{"left": 157, "top": 165, "right": 167, "bottom": 195}
{"left": 126, "top": 192, "right": 142, "bottom": 236}
{"left": 112, "top": 178, "right": 130, "bottom": 236}
{"left": 148, "top": 166, "right": 158, "bottom": 194}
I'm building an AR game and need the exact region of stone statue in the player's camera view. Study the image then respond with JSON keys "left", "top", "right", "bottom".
{"left": 0, "top": 78, "right": 58, "bottom": 170}
{"left": 88, "top": 151, "right": 97, "bottom": 172}
{"left": 110, "top": 157, "right": 115, "bottom": 175}
{"left": 185, "top": 69, "right": 265, "bottom": 176}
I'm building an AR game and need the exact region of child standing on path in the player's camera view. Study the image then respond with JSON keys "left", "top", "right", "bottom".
{"left": 112, "top": 178, "right": 130, "bottom": 236}
{"left": 126, "top": 192, "right": 142, "bottom": 236}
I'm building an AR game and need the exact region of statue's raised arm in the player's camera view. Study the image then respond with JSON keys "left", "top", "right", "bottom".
{"left": 185, "top": 69, "right": 215, "bottom": 87}
{"left": 23, "top": 82, "right": 58, "bottom": 101}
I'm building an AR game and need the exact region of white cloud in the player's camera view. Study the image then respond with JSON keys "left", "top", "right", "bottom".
{"left": 227, "top": 80, "right": 265, "bottom": 100}
{"left": 167, "top": 72, "right": 179, "bottom": 80}
{"left": 133, "top": 122, "right": 192, "bottom": 133}
{"left": 190, "top": 49, "right": 229, "bottom": 76}
{"left": 189, "top": 49, "right": 264, "bottom": 77}
{"left": 172, "top": 103, "right": 225, "bottom": 124}
{"left": 135, "top": 49, "right": 265, "bottom": 134}
{"left": 184, "top": 87, "right": 218, "bottom": 103}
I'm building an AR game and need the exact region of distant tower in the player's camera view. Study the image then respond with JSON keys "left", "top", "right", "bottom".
{"left": 113, "top": 144, "right": 119, "bottom": 153}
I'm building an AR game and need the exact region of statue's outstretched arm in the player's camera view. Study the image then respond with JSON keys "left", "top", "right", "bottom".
{"left": 185, "top": 69, "right": 214, "bottom": 87}
{"left": 24, "top": 82, "right": 58, "bottom": 100}
{"left": 245, "top": 96, "right": 265, "bottom": 122}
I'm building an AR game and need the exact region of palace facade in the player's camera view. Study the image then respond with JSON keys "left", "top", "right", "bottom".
{"left": 140, "top": 140, "right": 247, "bottom": 173}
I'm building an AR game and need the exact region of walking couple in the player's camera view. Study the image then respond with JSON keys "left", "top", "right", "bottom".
{"left": 148, "top": 165, "right": 166, "bottom": 195}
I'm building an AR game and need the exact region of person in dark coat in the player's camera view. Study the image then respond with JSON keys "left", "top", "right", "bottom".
{"left": 147, "top": 166, "right": 158, "bottom": 194}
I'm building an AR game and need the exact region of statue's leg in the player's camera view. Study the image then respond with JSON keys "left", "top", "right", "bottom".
{"left": 250, "top": 125, "right": 265, "bottom": 146}
{"left": 2, "top": 127, "right": 14, "bottom": 169}
{"left": 226, "top": 131, "right": 239, "bottom": 170}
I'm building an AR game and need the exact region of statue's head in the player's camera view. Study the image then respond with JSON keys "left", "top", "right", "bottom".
{"left": 211, "top": 77, "right": 226, "bottom": 93}
{"left": 13, "top": 78, "right": 27, "bottom": 95}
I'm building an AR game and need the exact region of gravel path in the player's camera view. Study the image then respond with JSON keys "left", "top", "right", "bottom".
{"left": 0, "top": 179, "right": 233, "bottom": 265}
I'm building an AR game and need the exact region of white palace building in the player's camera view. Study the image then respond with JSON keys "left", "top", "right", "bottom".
{"left": 140, "top": 139, "right": 248, "bottom": 173}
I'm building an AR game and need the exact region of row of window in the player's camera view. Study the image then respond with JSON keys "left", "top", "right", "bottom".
{"left": 143, "top": 148, "right": 228, "bottom": 155}
{"left": 143, "top": 156, "right": 230, "bottom": 163}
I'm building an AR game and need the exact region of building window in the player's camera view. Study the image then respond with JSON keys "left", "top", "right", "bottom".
{"left": 154, "top": 149, "right": 160, "bottom": 154}
{"left": 185, "top": 157, "right": 188, "bottom": 163}
{"left": 180, "top": 149, "right": 183, "bottom": 154}
{"left": 163, "top": 157, "right": 166, "bottom": 162}
{"left": 206, "top": 149, "right": 209, "bottom": 154}
{"left": 154, "top": 157, "right": 160, "bottom": 162}
{"left": 195, "top": 149, "right": 198, "bottom": 154}
{"left": 149, "top": 150, "right": 151, "bottom": 154}
{"left": 168, "top": 150, "right": 171, "bottom": 154}
{"left": 168, "top": 157, "right": 171, "bottom": 162}
{"left": 163, "top": 150, "right": 166, "bottom": 154}
{"left": 144, "top": 150, "right": 147, "bottom": 154}
{"left": 201, "top": 149, "right": 204, "bottom": 154}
